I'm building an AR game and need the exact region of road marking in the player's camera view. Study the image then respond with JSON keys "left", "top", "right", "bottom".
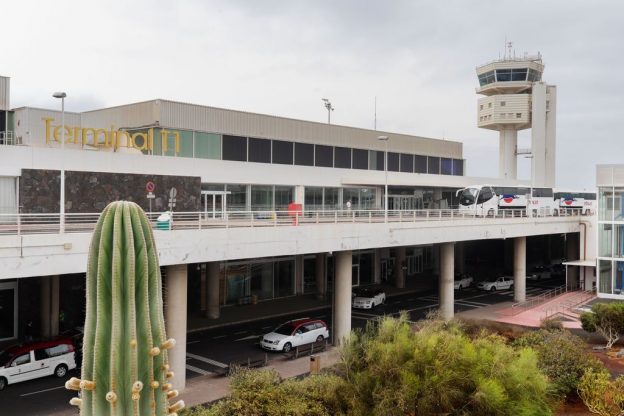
{"left": 20, "top": 385, "right": 65, "bottom": 397}
{"left": 186, "top": 364, "right": 212, "bottom": 376}
{"left": 187, "top": 340, "right": 200, "bottom": 345}
{"left": 212, "top": 335, "right": 227, "bottom": 339}
{"left": 234, "top": 330, "right": 247, "bottom": 335}
{"left": 186, "top": 352, "right": 229, "bottom": 369}
{"left": 235, "top": 335, "right": 260, "bottom": 341}
{"left": 262, "top": 326, "right": 272, "bottom": 329}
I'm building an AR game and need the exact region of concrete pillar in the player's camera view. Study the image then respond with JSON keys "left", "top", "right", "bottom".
{"left": 50, "top": 275, "right": 60, "bottom": 337}
{"left": 207, "top": 262, "right": 220, "bottom": 319}
{"left": 455, "top": 242, "right": 465, "bottom": 274}
{"left": 315, "top": 253, "right": 326, "bottom": 299}
{"left": 200, "top": 264, "right": 207, "bottom": 314}
{"left": 40, "top": 277, "right": 51, "bottom": 339}
{"left": 566, "top": 233, "right": 580, "bottom": 289}
{"left": 514, "top": 237, "right": 527, "bottom": 303}
{"left": 295, "top": 255, "right": 304, "bottom": 295}
{"left": 374, "top": 248, "right": 382, "bottom": 284}
{"left": 165, "top": 264, "right": 188, "bottom": 390}
{"left": 334, "top": 251, "right": 352, "bottom": 346}
{"left": 396, "top": 247, "right": 406, "bottom": 289}
{"left": 439, "top": 243, "right": 455, "bottom": 320}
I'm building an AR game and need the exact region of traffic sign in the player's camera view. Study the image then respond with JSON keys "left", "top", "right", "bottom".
{"left": 146, "top": 181, "right": 155, "bottom": 193}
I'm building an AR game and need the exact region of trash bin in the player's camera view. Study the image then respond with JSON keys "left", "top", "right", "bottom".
{"left": 156, "top": 211, "right": 172, "bottom": 230}
{"left": 309, "top": 355, "right": 320, "bottom": 375}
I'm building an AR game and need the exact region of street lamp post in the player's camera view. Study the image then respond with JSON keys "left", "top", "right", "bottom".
{"left": 377, "top": 135, "right": 389, "bottom": 222}
{"left": 524, "top": 153, "right": 535, "bottom": 217}
{"left": 53, "top": 92, "right": 67, "bottom": 233}
{"left": 322, "top": 98, "right": 334, "bottom": 124}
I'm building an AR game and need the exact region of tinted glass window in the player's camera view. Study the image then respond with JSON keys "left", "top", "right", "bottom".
{"left": 334, "top": 146, "right": 352, "bottom": 169}
{"left": 194, "top": 132, "right": 221, "bottom": 159}
{"left": 34, "top": 349, "right": 48, "bottom": 361}
{"left": 415, "top": 155, "right": 427, "bottom": 173}
{"left": 47, "top": 344, "right": 69, "bottom": 357}
{"left": 428, "top": 156, "right": 440, "bottom": 174}
{"left": 441, "top": 158, "right": 452, "bottom": 175}
{"left": 352, "top": 149, "right": 368, "bottom": 169}
{"left": 387, "top": 152, "right": 400, "bottom": 172}
{"left": 294, "top": 142, "right": 314, "bottom": 166}
{"left": 248, "top": 138, "right": 271, "bottom": 163}
{"left": 453, "top": 159, "right": 464, "bottom": 176}
{"left": 315, "top": 145, "right": 333, "bottom": 167}
{"left": 304, "top": 323, "right": 317, "bottom": 332}
{"left": 222, "top": 135, "right": 247, "bottom": 161}
{"left": 375, "top": 151, "right": 385, "bottom": 171}
{"left": 272, "top": 140, "right": 293, "bottom": 165}
{"left": 13, "top": 353, "right": 30, "bottom": 366}
{"left": 400, "top": 154, "right": 414, "bottom": 173}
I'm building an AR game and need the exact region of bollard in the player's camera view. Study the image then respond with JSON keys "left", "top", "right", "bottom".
{"left": 309, "top": 355, "right": 321, "bottom": 375}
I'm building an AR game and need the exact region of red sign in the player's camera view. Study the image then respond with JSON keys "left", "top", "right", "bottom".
{"left": 146, "top": 181, "right": 156, "bottom": 193}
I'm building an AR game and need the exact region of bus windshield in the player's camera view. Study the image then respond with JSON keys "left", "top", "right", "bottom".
{"left": 459, "top": 188, "right": 479, "bottom": 206}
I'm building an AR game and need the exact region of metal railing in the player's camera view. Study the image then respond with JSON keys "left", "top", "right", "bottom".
{"left": 542, "top": 288, "right": 596, "bottom": 319}
{"left": 0, "top": 131, "right": 18, "bottom": 145}
{"left": 510, "top": 284, "right": 569, "bottom": 314}
{"left": 0, "top": 208, "right": 584, "bottom": 236}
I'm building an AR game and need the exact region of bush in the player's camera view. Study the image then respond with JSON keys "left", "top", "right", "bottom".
{"left": 540, "top": 317, "right": 564, "bottom": 331}
{"left": 577, "top": 368, "right": 624, "bottom": 416}
{"left": 513, "top": 329, "right": 605, "bottom": 398}
{"left": 581, "top": 302, "right": 624, "bottom": 349}
{"left": 340, "top": 314, "right": 554, "bottom": 415}
{"left": 185, "top": 368, "right": 348, "bottom": 416}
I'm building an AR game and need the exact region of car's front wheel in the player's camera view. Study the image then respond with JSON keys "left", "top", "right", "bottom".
{"left": 282, "top": 342, "right": 292, "bottom": 353}
{"left": 490, "top": 286, "right": 496, "bottom": 292}
{"left": 54, "top": 364, "right": 68, "bottom": 378}
{"left": 316, "top": 335, "right": 324, "bottom": 343}
{"left": 458, "top": 285, "right": 463, "bottom": 290}
{"left": 0, "top": 377, "right": 7, "bottom": 391}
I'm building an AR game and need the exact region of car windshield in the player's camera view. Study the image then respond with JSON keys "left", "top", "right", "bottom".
{"left": 0, "top": 350, "right": 12, "bottom": 367}
{"left": 353, "top": 288, "right": 378, "bottom": 297}
{"left": 273, "top": 323, "right": 296, "bottom": 336}
{"left": 459, "top": 188, "right": 478, "bottom": 206}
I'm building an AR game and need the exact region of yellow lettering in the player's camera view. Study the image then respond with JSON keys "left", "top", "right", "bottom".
{"left": 161, "top": 129, "right": 169, "bottom": 153}
{"left": 171, "top": 131, "right": 180, "bottom": 155}
{"left": 130, "top": 132, "right": 148, "bottom": 151}
{"left": 81, "top": 128, "right": 110, "bottom": 147}
{"left": 43, "top": 117, "right": 56, "bottom": 144}
{"left": 116, "top": 130, "right": 131, "bottom": 149}
{"left": 148, "top": 128, "right": 154, "bottom": 152}
{"left": 53, "top": 124, "right": 72, "bottom": 144}
{"left": 73, "top": 127, "right": 82, "bottom": 146}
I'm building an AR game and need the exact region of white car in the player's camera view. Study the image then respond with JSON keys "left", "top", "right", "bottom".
{"left": 0, "top": 338, "right": 77, "bottom": 390}
{"left": 477, "top": 276, "right": 514, "bottom": 291}
{"left": 352, "top": 287, "right": 386, "bottom": 309}
{"left": 260, "top": 318, "right": 329, "bottom": 353}
{"left": 454, "top": 274, "right": 474, "bottom": 290}
{"left": 527, "top": 265, "right": 552, "bottom": 280}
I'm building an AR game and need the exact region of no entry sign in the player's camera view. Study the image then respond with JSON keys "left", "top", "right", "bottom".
{"left": 146, "top": 181, "right": 156, "bottom": 193}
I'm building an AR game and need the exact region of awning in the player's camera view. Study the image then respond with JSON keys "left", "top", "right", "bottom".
{"left": 563, "top": 259, "right": 596, "bottom": 267}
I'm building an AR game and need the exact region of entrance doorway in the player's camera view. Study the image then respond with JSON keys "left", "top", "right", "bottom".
{"left": 0, "top": 281, "right": 18, "bottom": 341}
{"left": 389, "top": 195, "right": 423, "bottom": 210}
{"left": 202, "top": 191, "right": 229, "bottom": 219}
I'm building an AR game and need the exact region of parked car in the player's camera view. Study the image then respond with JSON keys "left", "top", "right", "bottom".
{"left": 454, "top": 273, "right": 474, "bottom": 290}
{"left": 0, "top": 338, "right": 77, "bottom": 391}
{"left": 477, "top": 276, "right": 514, "bottom": 291}
{"left": 260, "top": 318, "right": 329, "bottom": 353}
{"left": 352, "top": 287, "right": 386, "bottom": 309}
{"left": 551, "top": 263, "right": 565, "bottom": 278}
{"left": 527, "top": 265, "right": 552, "bottom": 280}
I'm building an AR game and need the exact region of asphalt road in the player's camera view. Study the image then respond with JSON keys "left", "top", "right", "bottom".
{"left": 0, "top": 278, "right": 562, "bottom": 416}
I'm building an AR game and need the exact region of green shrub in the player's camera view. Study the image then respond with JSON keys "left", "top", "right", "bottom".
{"left": 577, "top": 368, "right": 624, "bottom": 416}
{"left": 540, "top": 317, "right": 564, "bottom": 331}
{"left": 340, "top": 314, "right": 554, "bottom": 415}
{"left": 581, "top": 303, "right": 624, "bottom": 349}
{"left": 513, "top": 329, "right": 605, "bottom": 399}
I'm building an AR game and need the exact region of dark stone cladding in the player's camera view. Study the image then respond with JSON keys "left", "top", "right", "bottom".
{"left": 19, "top": 169, "right": 201, "bottom": 214}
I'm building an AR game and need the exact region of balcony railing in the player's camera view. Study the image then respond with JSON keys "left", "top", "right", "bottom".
{"left": 0, "top": 131, "right": 18, "bottom": 145}
{"left": 0, "top": 208, "right": 585, "bottom": 236}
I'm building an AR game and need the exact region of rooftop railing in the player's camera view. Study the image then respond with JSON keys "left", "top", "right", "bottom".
{"left": 0, "top": 208, "right": 585, "bottom": 236}
{"left": 0, "top": 131, "right": 18, "bottom": 145}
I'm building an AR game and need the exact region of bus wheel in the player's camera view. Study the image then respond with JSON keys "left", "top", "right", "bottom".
{"left": 585, "top": 209, "right": 592, "bottom": 216}
{"left": 553, "top": 209, "right": 559, "bottom": 217}
{"left": 487, "top": 209, "right": 495, "bottom": 218}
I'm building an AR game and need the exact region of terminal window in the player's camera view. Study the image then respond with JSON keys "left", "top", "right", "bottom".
{"left": 294, "top": 142, "right": 314, "bottom": 166}
{"left": 248, "top": 138, "right": 271, "bottom": 163}
{"left": 352, "top": 148, "right": 368, "bottom": 170}
{"left": 272, "top": 140, "right": 294, "bottom": 165}
{"left": 223, "top": 135, "right": 247, "bottom": 162}
{"left": 315, "top": 145, "right": 333, "bottom": 167}
{"left": 400, "top": 153, "right": 414, "bottom": 173}
{"left": 415, "top": 155, "right": 427, "bottom": 173}
{"left": 334, "top": 146, "right": 352, "bottom": 169}
{"left": 387, "top": 152, "right": 400, "bottom": 172}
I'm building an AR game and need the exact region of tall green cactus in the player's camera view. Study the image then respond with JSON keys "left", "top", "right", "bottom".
{"left": 66, "top": 201, "right": 185, "bottom": 416}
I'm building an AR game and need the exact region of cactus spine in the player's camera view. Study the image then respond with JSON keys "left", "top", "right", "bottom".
{"left": 66, "top": 201, "right": 184, "bottom": 415}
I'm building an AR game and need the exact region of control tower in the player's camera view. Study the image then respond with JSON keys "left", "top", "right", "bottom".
{"left": 476, "top": 49, "right": 556, "bottom": 187}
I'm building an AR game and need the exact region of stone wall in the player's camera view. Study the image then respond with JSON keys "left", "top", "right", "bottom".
{"left": 20, "top": 169, "right": 201, "bottom": 214}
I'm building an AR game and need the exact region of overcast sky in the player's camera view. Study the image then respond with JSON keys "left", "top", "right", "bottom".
{"left": 4, "top": 0, "right": 623, "bottom": 188}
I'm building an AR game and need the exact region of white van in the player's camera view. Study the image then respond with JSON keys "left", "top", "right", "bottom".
{"left": 0, "top": 338, "right": 77, "bottom": 390}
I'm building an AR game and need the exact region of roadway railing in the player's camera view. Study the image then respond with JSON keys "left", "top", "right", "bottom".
{"left": 0, "top": 208, "right": 584, "bottom": 236}
{"left": 510, "top": 284, "right": 569, "bottom": 314}
{"left": 542, "top": 288, "right": 596, "bottom": 319}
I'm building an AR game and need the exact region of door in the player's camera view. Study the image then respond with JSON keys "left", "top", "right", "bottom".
{"left": 0, "top": 281, "right": 17, "bottom": 341}
{"left": 7, "top": 352, "right": 37, "bottom": 383}
{"left": 202, "top": 191, "right": 227, "bottom": 219}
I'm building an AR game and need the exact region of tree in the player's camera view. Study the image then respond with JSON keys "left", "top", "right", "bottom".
{"left": 64, "top": 202, "right": 184, "bottom": 415}
{"left": 577, "top": 368, "right": 624, "bottom": 416}
{"left": 581, "top": 303, "right": 624, "bottom": 349}
{"left": 339, "top": 314, "right": 554, "bottom": 415}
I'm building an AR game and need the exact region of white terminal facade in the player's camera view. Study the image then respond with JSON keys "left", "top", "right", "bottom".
{"left": 0, "top": 51, "right": 599, "bottom": 390}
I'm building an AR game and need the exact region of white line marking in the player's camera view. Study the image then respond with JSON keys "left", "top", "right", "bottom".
{"left": 186, "top": 352, "right": 229, "bottom": 369}
{"left": 186, "top": 364, "right": 212, "bottom": 376}
{"left": 20, "top": 385, "right": 65, "bottom": 397}
{"left": 234, "top": 330, "right": 247, "bottom": 335}
{"left": 212, "top": 335, "right": 227, "bottom": 339}
{"left": 262, "top": 326, "right": 272, "bottom": 329}
{"left": 235, "top": 335, "right": 260, "bottom": 341}
{"left": 187, "top": 340, "right": 200, "bottom": 344}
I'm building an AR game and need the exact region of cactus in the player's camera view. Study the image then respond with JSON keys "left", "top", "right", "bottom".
{"left": 66, "top": 201, "right": 184, "bottom": 416}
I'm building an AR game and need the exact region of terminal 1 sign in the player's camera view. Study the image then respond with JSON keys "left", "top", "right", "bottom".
{"left": 42, "top": 117, "right": 180, "bottom": 153}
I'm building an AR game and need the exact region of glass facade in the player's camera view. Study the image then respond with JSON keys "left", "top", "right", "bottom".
{"left": 222, "top": 257, "right": 295, "bottom": 305}
{"left": 598, "top": 185, "right": 624, "bottom": 297}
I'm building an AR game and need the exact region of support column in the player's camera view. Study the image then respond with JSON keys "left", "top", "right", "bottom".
{"left": 566, "top": 233, "right": 580, "bottom": 289}
{"left": 200, "top": 264, "right": 207, "bottom": 314}
{"left": 514, "top": 237, "right": 527, "bottom": 303}
{"left": 315, "top": 253, "right": 326, "bottom": 300}
{"left": 207, "top": 262, "right": 220, "bottom": 319}
{"left": 40, "top": 277, "right": 51, "bottom": 339}
{"left": 334, "top": 251, "right": 352, "bottom": 346}
{"left": 165, "top": 264, "right": 188, "bottom": 391}
{"left": 295, "top": 255, "right": 304, "bottom": 295}
{"left": 50, "top": 275, "right": 60, "bottom": 337}
{"left": 439, "top": 243, "right": 455, "bottom": 320}
{"left": 396, "top": 247, "right": 406, "bottom": 289}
